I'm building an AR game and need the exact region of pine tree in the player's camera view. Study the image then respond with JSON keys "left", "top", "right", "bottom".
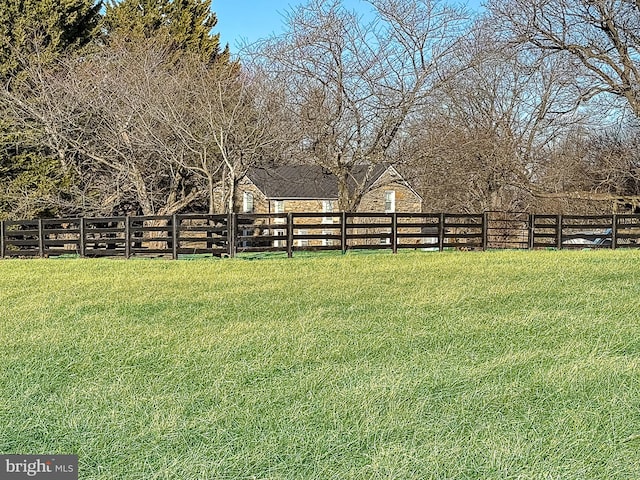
{"left": 103, "top": 0, "right": 228, "bottom": 64}
{"left": 0, "top": 0, "right": 101, "bottom": 219}
{"left": 0, "top": 0, "right": 102, "bottom": 79}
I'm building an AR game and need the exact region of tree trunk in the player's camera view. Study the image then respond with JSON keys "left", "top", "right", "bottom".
{"left": 227, "top": 171, "right": 236, "bottom": 213}
{"left": 337, "top": 173, "right": 351, "bottom": 212}
{"left": 207, "top": 174, "right": 216, "bottom": 214}
{"left": 130, "top": 166, "right": 154, "bottom": 216}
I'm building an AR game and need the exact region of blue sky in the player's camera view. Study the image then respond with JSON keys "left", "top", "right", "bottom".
{"left": 214, "top": 0, "right": 483, "bottom": 53}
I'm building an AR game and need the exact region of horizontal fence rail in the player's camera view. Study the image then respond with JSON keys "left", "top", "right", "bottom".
{"left": 2, "top": 212, "right": 640, "bottom": 259}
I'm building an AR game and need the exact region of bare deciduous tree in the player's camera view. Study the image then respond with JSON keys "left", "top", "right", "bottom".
{"left": 487, "top": 0, "right": 640, "bottom": 118}
{"left": 2, "top": 33, "right": 288, "bottom": 216}
{"left": 484, "top": 0, "right": 640, "bottom": 211}
{"left": 404, "top": 20, "right": 582, "bottom": 212}
{"left": 2, "top": 38, "right": 204, "bottom": 216}
{"left": 251, "top": 0, "right": 468, "bottom": 211}
{"left": 535, "top": 124, "right": 640, "bottom": 212}
{"left": 161, "top": 62, "right": 288, "bottom": 213}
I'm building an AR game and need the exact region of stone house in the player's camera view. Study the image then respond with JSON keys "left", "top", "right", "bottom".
{"left": 227, "top": 164, "right": 422, "bottom": 248}
{"left": 235, "top": 164, "right": 422, "bottom": 215}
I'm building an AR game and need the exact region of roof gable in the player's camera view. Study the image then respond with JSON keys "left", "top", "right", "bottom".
{"left": 246, "top": 166, "right": 338, "bottom": 199}
{"left": 245, "top": 164, "right": 406, "bottom": 199}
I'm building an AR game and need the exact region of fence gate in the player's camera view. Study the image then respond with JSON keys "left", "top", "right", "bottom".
{"left": 486, "top": 211, "right": 530, "bottom": 249}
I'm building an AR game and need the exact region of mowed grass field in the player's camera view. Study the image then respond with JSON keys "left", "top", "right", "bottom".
{"left": 1, "top": 250, "right": 640, "bottom": 479}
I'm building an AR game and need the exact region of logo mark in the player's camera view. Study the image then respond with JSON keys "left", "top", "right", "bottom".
{"left": 0, "top": 456, "right": 77, "bottom": 479}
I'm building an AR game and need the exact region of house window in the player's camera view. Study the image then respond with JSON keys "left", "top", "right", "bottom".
{"left": 384, "top": 190, "right": 395, "bottom": 213}
{"left": 273, "top": 229, "right": 286, "bottom": 248}
{"left": 322, "top": 200, "right": 334, "bottom": 224}
{"left": 322, "top": 230, "right": 331, "bottom": 247}
{"left": 297, "top": 229, "right": 309, "bottom": 247}
{"left": 273, "top": 200, "right": 286, "bottom": 225}
{"left": 243, "top": 192, "right": 254, "bottom": 213}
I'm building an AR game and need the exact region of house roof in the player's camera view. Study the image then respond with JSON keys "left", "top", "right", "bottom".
{"left": 246, "top": 164, "right": 389, "bottom": 199}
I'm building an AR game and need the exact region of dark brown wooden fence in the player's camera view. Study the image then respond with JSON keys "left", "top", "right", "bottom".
{"left": 1, "top": 212, "right": 640, "bottom": 259}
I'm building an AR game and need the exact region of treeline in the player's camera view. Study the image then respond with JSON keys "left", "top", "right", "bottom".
{"left": 1, "top": 0, "right": 639, "bottom": 220}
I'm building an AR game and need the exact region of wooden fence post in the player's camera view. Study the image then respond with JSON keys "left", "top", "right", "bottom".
{"left": 228, "top": 213, "right": 236, "bottom": 258}
{"left": 438, "top": 213, "right": 445, "bottom": 252}
{"left": 0, "top": 220, "right": 5, "bottom": 259}
{"left": 172, "top": 214, "right": 178, "bottom": 260}
{"left": 287, "top": 213, "right": 294, "bottom": 258}
{"left": 341, "top": 211, "right": 347, "bottom": 255}
{"left": 233, "top": 213, "right": 238, "bottom": 258}
{"left": 392, "top": 213, "right": 398, "bottom": 254}
{"left": 79, "top": 217, "right": 86, "bottom": 257}
{"left": 125, "top": 216, "right": 131, "bottom": 259}
{"left": 38, "top": 218, "right": 45, "bottom": 258}
{"left": 611, "top": 214, "right": 617, "bottom": 249}
{"left": 205, "top": 215, "right": 212, "bottom": 250}
{"left": 226, "top": 213, "right": 232, "bottom": 257}
{"left": 528, "top": 214, "right": 535, "bottom": 250}
{"left": 556, "top": 214, "right": 563, "bottom": 250}
{"left": 482, "top": 212, "right": 488, "bottom": 251}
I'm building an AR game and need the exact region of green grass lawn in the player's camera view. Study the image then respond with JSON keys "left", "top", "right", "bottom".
{"left": 1, "top": 250, "right": 640, "bottom": 479}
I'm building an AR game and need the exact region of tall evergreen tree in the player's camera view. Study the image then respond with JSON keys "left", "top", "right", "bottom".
{"left": 0, "top": 0, "right": 101, "bottom": 219}
{"left": 0, "top": 0, "right": 102, "bottom": 79}
{"left": 103, "top": 0, "right": 227, "bottom": 64}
